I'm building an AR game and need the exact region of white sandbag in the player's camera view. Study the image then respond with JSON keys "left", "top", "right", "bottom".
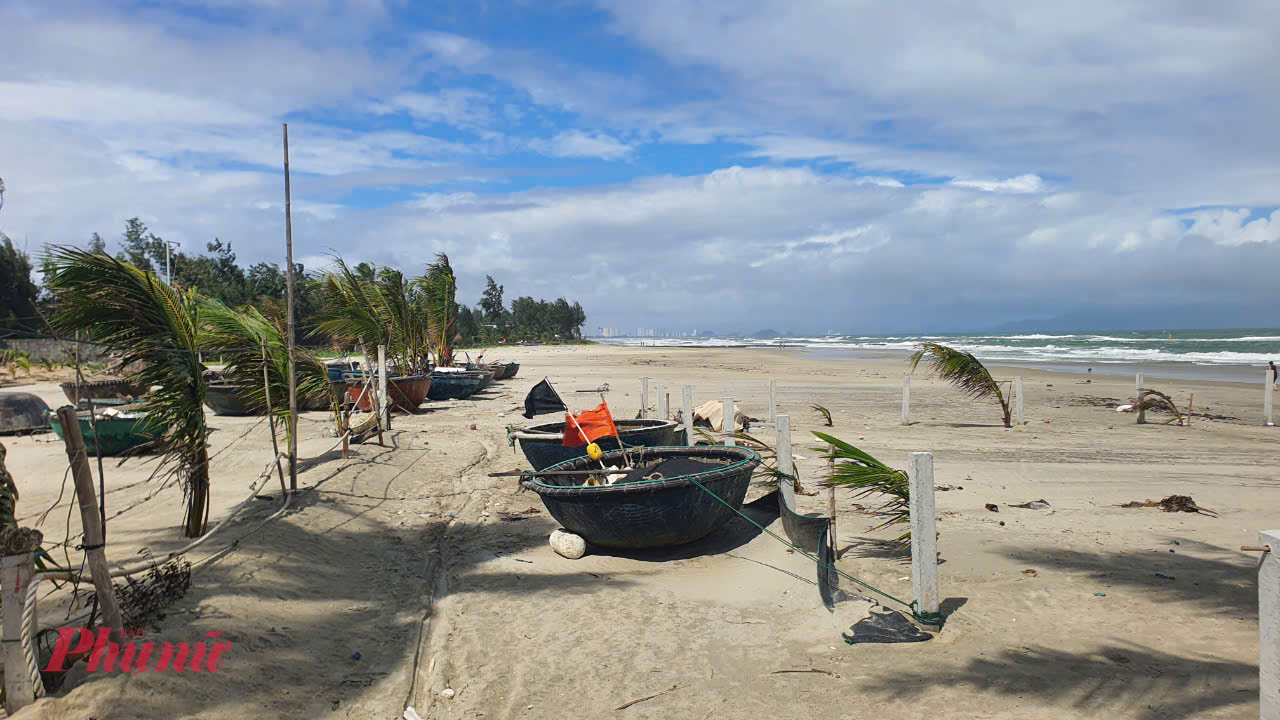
{"left": 691, "top": 399, "right": 745, "bottom": 432}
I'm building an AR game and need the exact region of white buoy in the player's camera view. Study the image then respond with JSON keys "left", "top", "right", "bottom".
{"left": 549, "top": 529, "right": 587, "bottom": 559}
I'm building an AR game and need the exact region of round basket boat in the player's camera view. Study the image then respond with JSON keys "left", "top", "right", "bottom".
{"left": 522, "top": 445, "right": 760, "bottom": 549}
{"left": 427, "top": 370, "right": 489, "bottom": 400}
{"left": 60, "top": 379, "right": 149, "bottom": 404}
{"left": 503, "top": 362, "right": 520, "bottom": 380}
{"left": 510, "top": 418, "right": 680, "bottom": 471}
{"left": 205, "top": 383, "right": 257, "bottom": 416}
{"left": 48, "top": 411, "right": 154, "bottom": 457}
{"left": 345, "top": 375, "right": 431, "bottom": 412}
{"left": 0, "top": 392, "right": 52, "bottom": 434}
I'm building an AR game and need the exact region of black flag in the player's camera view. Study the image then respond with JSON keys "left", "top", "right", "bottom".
{"left": 523, "top": 378, "right": 567, "bottom": 419}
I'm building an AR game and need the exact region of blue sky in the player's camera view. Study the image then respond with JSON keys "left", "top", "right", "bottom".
{"left": 2, "top": 0, "right": 1280, "bottom": 333}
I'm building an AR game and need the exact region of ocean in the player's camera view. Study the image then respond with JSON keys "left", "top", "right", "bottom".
{"left": 595, "top": 329, "right": 1280, "bottom": 383}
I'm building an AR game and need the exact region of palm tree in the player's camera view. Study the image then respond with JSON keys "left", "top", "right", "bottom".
{"left": 908, "top": 342, "right": 1012, "bottom": 428}
{"left": 418, "top": 253, "right": 458, "bottom": 367}
{"left": 202, "top": 302, "right": 332, "bottom": 433}
{"left": 45, "top": 248, "right": 213, "bottom": 536}
{"left": 311, "top": 258, "right": 432, "bottom": 375}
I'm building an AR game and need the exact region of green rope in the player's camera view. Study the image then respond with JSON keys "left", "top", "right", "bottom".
{"left": 685, "top": 474, "right": 941, "bottom": 627}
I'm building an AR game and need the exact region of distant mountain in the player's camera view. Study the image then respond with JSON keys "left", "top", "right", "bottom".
{"left": 990, "top": 304, "right": 1273, "bottom": 333}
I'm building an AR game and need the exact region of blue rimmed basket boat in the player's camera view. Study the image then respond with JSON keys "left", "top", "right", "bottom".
{"left": 509, "top": 418, "right": 680, "bottom": 471}
{"left": 48, "top": 411, "right": 154, "bottom": 456}
{"left": 427, "top": 370, "right": 489, "bottom": 400}
{"left": 521, "top": 445, "right": 760, "bottom": 549}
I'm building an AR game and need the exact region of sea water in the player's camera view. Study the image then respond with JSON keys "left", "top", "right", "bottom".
{"left": 597, "top": 330, "right": 1280, "bottom": 383}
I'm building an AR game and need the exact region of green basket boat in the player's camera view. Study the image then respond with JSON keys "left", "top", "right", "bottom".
{"left": 48, "top": 411, "right": 154, "bottom": 456}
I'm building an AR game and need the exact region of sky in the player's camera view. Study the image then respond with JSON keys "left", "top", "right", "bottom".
{"left": 2, "top": 0, "right": 1280, "bottom": 334}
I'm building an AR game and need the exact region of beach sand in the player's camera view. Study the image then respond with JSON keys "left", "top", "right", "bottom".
{"left": 1, "top": 343, "right": 1271, "bottom": 719}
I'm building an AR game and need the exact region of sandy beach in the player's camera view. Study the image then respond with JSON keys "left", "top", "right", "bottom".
{"left": 1, "top": 343, "right": 1272, "bottom": 719}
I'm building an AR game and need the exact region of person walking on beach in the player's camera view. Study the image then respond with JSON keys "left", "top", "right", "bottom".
{"left": 1271, "top": 360, "right": 1278, "bottom": 390}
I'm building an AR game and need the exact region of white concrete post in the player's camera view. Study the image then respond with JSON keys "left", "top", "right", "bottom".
{"left": 776, "top": 414, "right": 793, "bottom": 501}
{"left": 640, "top": 377, "right": 649, "bottom": 419}
{"left": 768, "top": 380, "right": 778, "bottom": 423}
{"left": 377, "top": 344, "right": 389, "bottom": 430}
{"left": 721, "top": 397, "right": 735, "bottom": 446}
{"left": 902, "top": 376, "right": 911, "bottom": 426}
{"left": 1014, "top": 376, "right": 1024, "bottom": 426}
{"left": 908, "top": 452, "right": 939, "bottom": 626}
{"left": 657, "top": 383, "right": 667, "bottom": 420}
{"left": 1136, "top": 373, "right": 1145, "bottom": 424}
{"left": 1, "top": 552, "right": 35, "bottom": 712}
{"left": 682, "top": 385, "right": 695, "bottom": 446}
{"left": 1266, "top": 369, "right": 1274, "bottom": 427}
{"left": 1260, "top": 530, "right": 1280, "bottom": 718}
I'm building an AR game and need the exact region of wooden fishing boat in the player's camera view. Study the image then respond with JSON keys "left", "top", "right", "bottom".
{"left": 48, "top": 411, "right": 154, "bottom": 456}
{"left": 509, "top": 418, "right": 680, "bottom": 471}
{"left": 426, "top": 369, "right": 488, "bottom": 400}
{"left": 521, "top": 445, "right": 761, "bottom": 549}
{"left": 503, "top": 362, "right": 520, "bottom": 380}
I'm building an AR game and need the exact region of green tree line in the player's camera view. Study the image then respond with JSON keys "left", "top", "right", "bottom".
{"left": 0, "top": 219, "right": 588, "bottom": 345}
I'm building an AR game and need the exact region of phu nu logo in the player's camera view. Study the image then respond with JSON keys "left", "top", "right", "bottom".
{"left": 44, "top": 628, "right": 231, "bottom": 673}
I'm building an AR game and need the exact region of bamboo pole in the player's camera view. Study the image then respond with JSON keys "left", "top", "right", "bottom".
{"left": 378, "top": 344, "right": 389, "bottom": 431}
{"left": 262, "top": 342, "right": 287, "bottom": 494}
{"left": 282, "top": 123, "right": 298, "bottom": 492}
{"left": 55, "top": 407, "right": 123, "bottom": 642}
{"left": 640, "top": 377, "right": 649, "bottom": 419}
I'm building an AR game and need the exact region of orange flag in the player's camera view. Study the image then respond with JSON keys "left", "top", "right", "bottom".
{"left": 562, "top": 401, "right": 620, "bottom": 447}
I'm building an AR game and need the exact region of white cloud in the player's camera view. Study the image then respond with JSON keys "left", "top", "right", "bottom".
{"left": 530, "top": 131, "right": 632, "bottom": 160}
{"left": 950, "top": 175, "right": 1045, "bottom": 194}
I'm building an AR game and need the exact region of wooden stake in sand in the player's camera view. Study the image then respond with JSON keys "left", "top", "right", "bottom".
{"left": 640, "top": 377, "right": 649, "bottom": 419}
{"left": 1265, "top": 368, "right": 1274, "bottom": 427}
{"left": 282, "top": 123, "right": 298, "bottom": 493}
{"left": 1, "top": 553, "right": 36, "bottom": 712}
{"left": 776, "top": 414, "right": 794, "bottom": 502}
{"left": 1259, "top": 530, "right": 1280, "bottom": 717}
{"left": 682, "top": 385, "right": 695, "bottom": 446}
{"left": 1136, "top": 373, "right": 1145, "bottom": 425}
{"left": 55, "top": 407, "right": 124, "bottom": 642}
{"left": 656, "top": 382, "right": 667, "bottom": 421}
{"left": 1015, "top": 376, "right": 1024, "bottom": 426}
{"left": 261, "top": 342, "right": 287, "bottom": 494}
{"left": 908, "top": 452, "right": 939, "bottom": 627}
{"left": 378, "top": 344, "right": 389, "bottom": 431}
{"left": 721, "top": 397, "right": 735, "bottom": 446}
{"left": 902, "top": 375, "right": 911, "bottom": 426}
{"left": 769, "top": 380, "right": 778, "bottom": 424}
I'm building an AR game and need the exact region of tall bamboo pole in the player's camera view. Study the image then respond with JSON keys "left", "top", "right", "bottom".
{"left": 283, "top": 123, "right": 298, "bottom": 492}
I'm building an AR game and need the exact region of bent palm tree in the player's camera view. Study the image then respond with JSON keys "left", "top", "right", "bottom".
{"left": 419, "top": 253, "right": 458, "bottom": 367}
{"left": 45, "top": 248, "right": 212, "bottom": 537}
{"left": 908, "top": 342, "right": 1012, "bottom": 428}
{"left": 202, "top": 302, "right": 332, "bottom": 434}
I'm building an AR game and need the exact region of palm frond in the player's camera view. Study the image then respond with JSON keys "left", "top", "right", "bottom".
{"left": 813, "top": 431, "right": 911, "bottom": 544}
{"left": 811, "top": 403, "right": 833, "bottom": 426}
{"left": 1136, "top": 388, "right": 1185, "bottom": 425}
{"left": 908, "top": 342, "right": 1012, "bottom": 427}
{"left": 202, "top": 301, "right": 333, "bottom": 432}
{"left": 44, "top": 247, "right": 212, "bottom": 536}
{"left": 418, "top": 253, "right": 458, "bottom": 366}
